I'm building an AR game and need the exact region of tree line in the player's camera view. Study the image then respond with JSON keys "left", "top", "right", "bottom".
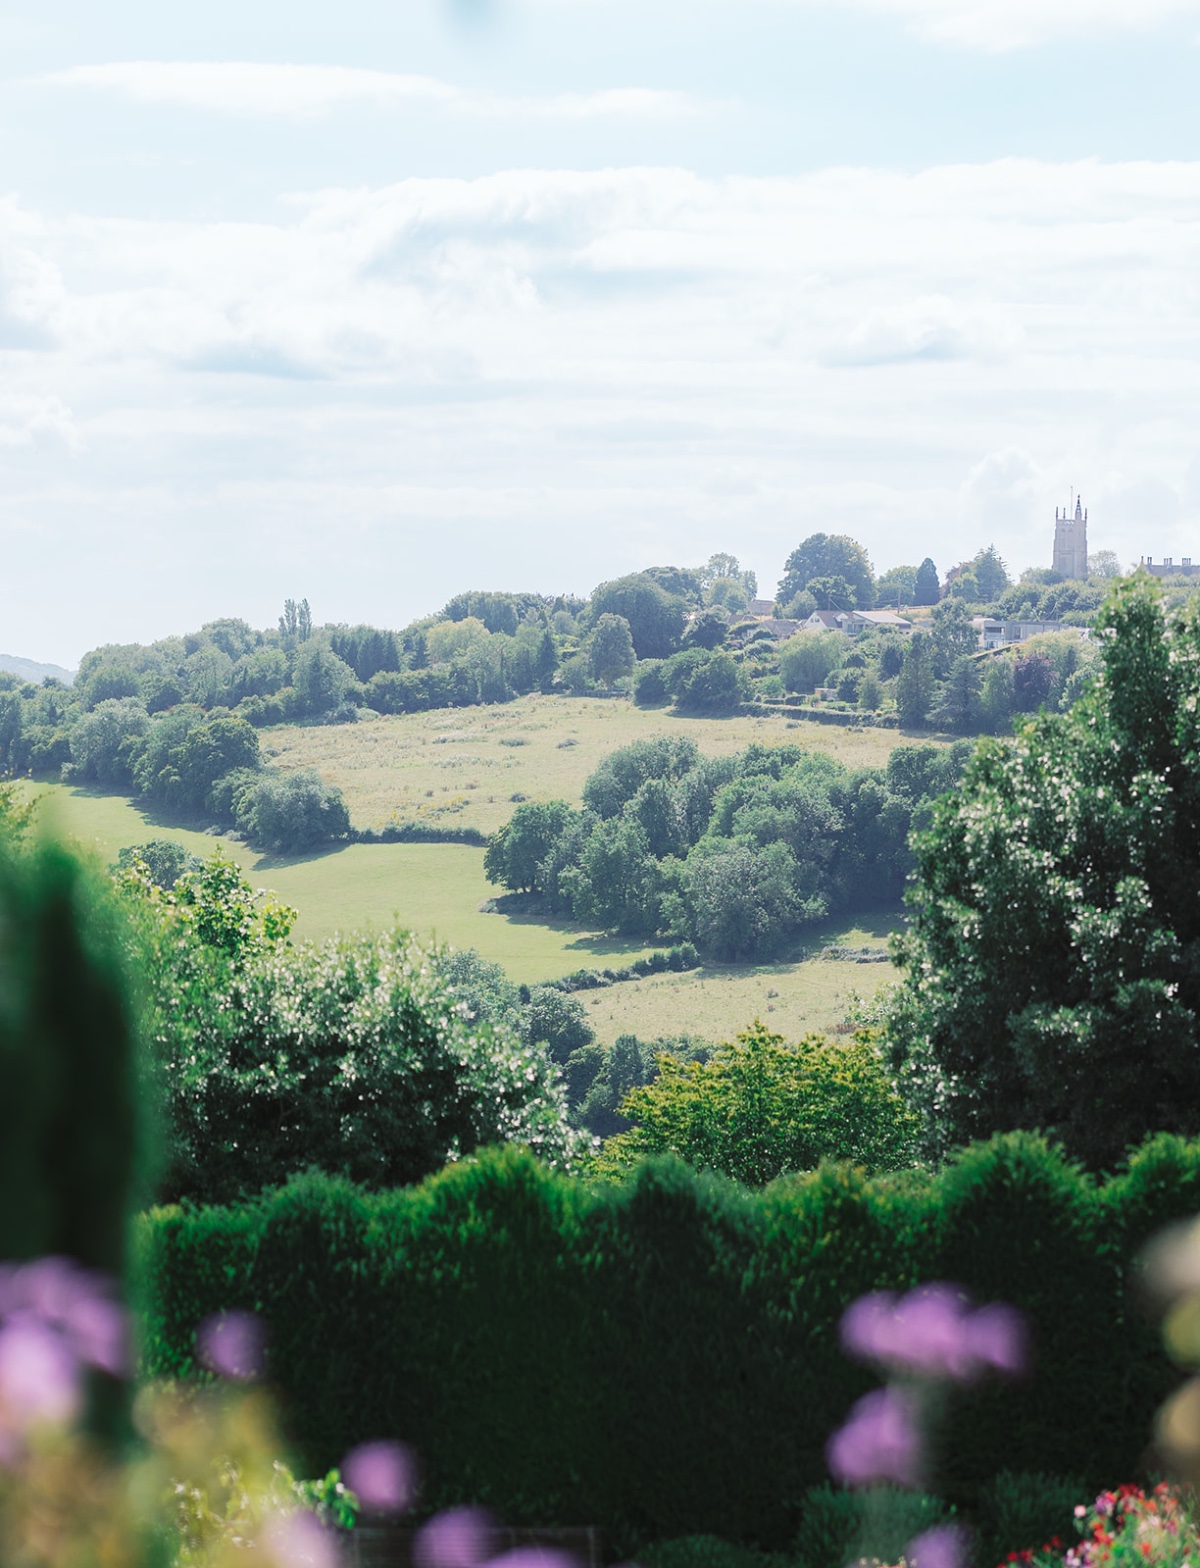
{"left": 484, "top": 734, "right": 972, "bottom": 960}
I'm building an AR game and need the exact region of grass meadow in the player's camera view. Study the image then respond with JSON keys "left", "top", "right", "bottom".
{"left": 262, "top": 693, "right": 918, "bottom": 834}
{"left": 19, "top": 695, "right": 915, "bottom": 1019}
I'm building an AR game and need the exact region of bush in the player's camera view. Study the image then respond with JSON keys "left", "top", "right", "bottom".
{"left": 139, "top": 1131, "right": 1200, "bottom": 1550}
{"left": 634, "top": 660, "right": 670, "bottom": 707}
{"left": 975, "top": 1472, "right": 1088, "bottom": 1568}
{"left": 230, "top": 768, "right": 351, "bottom": 853}
{"left": 595, "top": 1024, "right": 920, "bottom": 1183}
{"left": 150, "top": 927, "right": 582, "bottom": 1205}
{"left": 793, "top": 1484, "right": 950, "bottom": 1568}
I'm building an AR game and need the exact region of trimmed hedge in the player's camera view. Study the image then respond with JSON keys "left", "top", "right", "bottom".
{"left": 136, "top": 1132, "right": 1200, "bottom": 1552}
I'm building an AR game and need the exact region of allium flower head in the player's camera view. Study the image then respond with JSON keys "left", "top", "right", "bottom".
{"left": 0, "top": 1313, "right": 83, "bottom": 1429}
{"left": 840, "top": 1284, "right": 1025, "bottom": 1382}
{"left": 414, "top": 1507, "right": 495, "bottom": 1568}
{"left": 263, "top": 1509, "right": 340, "bottom": 1568}
{"left": 907, "top": 1525, "right": 968, "bottom": 1568}
{"left": 196, "top": 1310, "right": 266, "bottom": 1381}
{"left": 342, "top": 1440, "right": 415, "bottom": 1515}
{"left": 826, "top": 1385, "right": 922, "bottom": 1488}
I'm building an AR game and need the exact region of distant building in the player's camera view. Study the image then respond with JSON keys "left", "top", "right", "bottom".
{"left": 746, "top": 598, "right": 777, "bottom": 617}
{"left": 801, "top": 610, "right": 847, "bottom": 633}
{"left": 1141, "top": 556, "right": 1200, "bottom": 578}
{"left": 972, "top": 616, "right": 1090, "bottom": 651}
{"left": 844, "top": 610, "right": 912, "bottom": 634}
{"left": 1053, "top": 498, "right": 1089, "bottom": 579}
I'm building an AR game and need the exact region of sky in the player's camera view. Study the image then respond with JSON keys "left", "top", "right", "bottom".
{"left": 3, "top": 0, "right": 1200, "bottom": 666}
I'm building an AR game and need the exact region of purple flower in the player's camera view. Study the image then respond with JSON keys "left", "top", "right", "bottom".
{"left": 907, "top": 1525, "right": 968, "bottom": 1568}
{"left": 263, "top": 1509, "right": 341, "bottom": 1568}
{"left": 962, "top": 1303, "right": 1026, "bottom": 1377}
{"left": 484, "top": 1550, "right": 579, "bottom": 1568}
{"left": 414, "top": 1507, "right": 495, "bottom": 1568}
{"left": 0, "top": 1314, "right": 83, "bottom": 1429}
{"left": 0, "top": 1256, "right": 129, "bottom": 1378}
{"left": 196, "top": 1310, "right": 265, "bottom": 1381}
{"left": 826, "top": 1386, "right": 922, "bottom": 1488}
{"left": 840, "top": 1285, "right": 1026, "bottom": 1383}
{"left": 342, "top": 1440, "right": 415, "bottom": 1515}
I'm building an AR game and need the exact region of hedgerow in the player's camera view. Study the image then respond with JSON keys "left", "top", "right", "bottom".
{"left": 136, "top": 1131, "right": 1200, "bottom": 1551}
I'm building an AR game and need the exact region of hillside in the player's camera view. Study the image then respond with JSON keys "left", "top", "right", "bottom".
{"left": 19, "top": 693, "right": 934, "bottom": 1040}
{"left": 0, "top": 653, "right": 74, "bottom": 685}
{"left": 263, "top": 692, "right": 910, "bottom": 835}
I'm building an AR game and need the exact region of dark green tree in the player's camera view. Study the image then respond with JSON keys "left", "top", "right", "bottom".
{"left": 673, "top": 650, "right": 750, "bottom": 713}
{"left": 524, "top": 986, "right": 595, "bottom": 1063}
{"left": 895, "top": 636, "right": 936, "bottom": 726}
{"left": 930, "top": 598, "right": 978, "bottom": 677}
{"left": 876, "top": 565, "right": 918, "bottom": 606}
{"left": 484, "top": 801, "right": 581, "bottom": 894}
{"left": 928, "top": 655, "right": 983, "bottom": 734}
{"left": 914, "top": 558, "right": 941, "bottom": 606}
{"left": 972, "top": 545, "right": 1011, "bottom": 603}
{"left": 293, "top": 641, "right": 357, "bottom": 716}
{"left": 886, "top": 575, "right": 1200, "bottom": 1168}
{"left": 682, "top": 610, "right": 729, "bottom": 651}
{"left": 806, "top": 575, "right": 857, "bottom": 611}
{"left": 588, "top": 574, "right": 686, "bottom": 660}
{"left": 588, "top": 613, "right": 637, "bottom": 688}
{"left": 534, "top": 628, "right": 560, "bottom": 690}
{"left": 777, "top": 534, "right": 875, "bottom": 611}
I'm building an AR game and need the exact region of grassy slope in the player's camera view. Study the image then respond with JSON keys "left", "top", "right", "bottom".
{"left": 21, "top": 694, "right": 936, "bottom": 1020}
{"left": 263, "top": 693, "right": 912, "bottom": 834}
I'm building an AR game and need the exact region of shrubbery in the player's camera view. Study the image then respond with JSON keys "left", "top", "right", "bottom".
{"left": 137, "top": 1130, "right": 1200, "bottom": 1548}
{"left": 595, "top": 1023, "right": 920, "bottom": 1181}
{"left": 119, "top": 855, "right": 580, "bottom": 1205}
{"left": 484, "top": 736, "right": 969, "bottom": 958}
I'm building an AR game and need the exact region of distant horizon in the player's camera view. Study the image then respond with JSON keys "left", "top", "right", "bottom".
{"left": 3, "top": 1, "right": 1199, "bottom": 666}
{"left": 2, "top": 531, "right": 1144, "bottom": 672}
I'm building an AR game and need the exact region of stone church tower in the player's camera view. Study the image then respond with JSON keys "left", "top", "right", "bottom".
{"left": 1053, "top": 497, "right": 1088, "bottom": 579}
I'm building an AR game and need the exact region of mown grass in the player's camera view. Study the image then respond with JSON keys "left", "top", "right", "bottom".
{"left": 581, "top": 918, "right": 899, "bottom": 1045}
{"left": 263, "top": 694, "right": 927, "bottom": 835}
{"left": 18, "top": 783, "right": 656, "bottom": 984}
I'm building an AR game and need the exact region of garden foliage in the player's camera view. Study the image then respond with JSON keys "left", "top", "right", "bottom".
{"left": 886, "top": 577, "right": 1200, "bottom": 1167}
{"left": 595, "top": 1022, "right": 919, "bottom": 1181}
{"left": 138, "top": 1130, "right": 1200, "bottom": 1549}
{"left": 119, "top": 854, "right": 581, "bottom": 1205}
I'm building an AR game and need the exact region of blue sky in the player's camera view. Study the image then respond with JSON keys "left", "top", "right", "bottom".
{"left": 3, "top": 0, "right": 1200, "bottom": 664}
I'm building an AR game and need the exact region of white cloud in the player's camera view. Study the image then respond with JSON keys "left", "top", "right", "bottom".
{"left": 533, "top": 0, "right": 1200, "bottom": 52}
{"left": 0, "top": 394, "right": 77, "bottom": 449}
{"left": 825, "top": 294, "right": 1023, "bottom": 365}
{"left": 822, "top": 0, "right": 1200, "bottom": 51}
{"left": 5, "top": 157, "right": 1200, "bottom": 656}
{"left": 37, "top": 62, "right": 706, "bottom": 121}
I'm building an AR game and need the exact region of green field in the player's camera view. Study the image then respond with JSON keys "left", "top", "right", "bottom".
{"left": 20, "top": 783, "right": 657, "bottom": 983}
{"left": 19, "top": 695, "right": 914, "bottom": 1021}
{"left": 582, "top": 920, "right": 897, "bottom": 1046}
{"left": 263, "top": 693, "right": 919, "bottom": 835}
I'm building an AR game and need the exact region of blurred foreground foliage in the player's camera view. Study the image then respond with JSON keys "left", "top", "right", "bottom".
{"left": 139, "top": 1130, "right": 1200, "bottom": 1551}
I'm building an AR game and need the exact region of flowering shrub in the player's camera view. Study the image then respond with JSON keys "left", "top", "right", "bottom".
{"left": 1002, "top": 1485, "right": 1200, "bottom": 1568}
{"left": 0, "top": 1250, "right": 587, "bottom": 1568}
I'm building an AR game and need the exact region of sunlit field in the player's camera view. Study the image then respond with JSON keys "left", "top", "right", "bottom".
{"left": 20, "top": 780, "right": 901, "bottom": 1010}
{"left": 262, "top": 693, "right": 932, "bottom": 835}
{"left": 582, "top": 920, "right": 897, "bottom": 1045}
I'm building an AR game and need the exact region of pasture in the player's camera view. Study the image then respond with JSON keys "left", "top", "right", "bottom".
{"left": 582, "top": 920, "right": 897, "bottom": 1046}
{"left": 19, "top": 694, "right": 911, "bottom": 1019}
{"left": 263, "top": 693, "right": 921, "bottom": 835}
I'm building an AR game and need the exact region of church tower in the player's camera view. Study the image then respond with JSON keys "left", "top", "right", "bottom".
{"left": 1053, "top": 497, "right": 1088, "bottom": 579}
